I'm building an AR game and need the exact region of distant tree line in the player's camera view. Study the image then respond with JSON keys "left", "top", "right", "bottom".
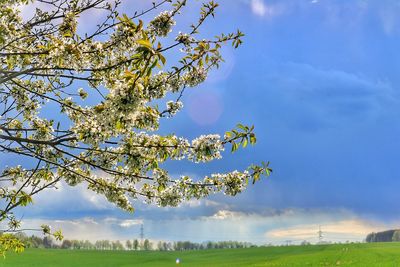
{"left": 13, "top": 233, "right": 125, "bottom": 250}
{"left": 366, "top": 229, "right": 400, "bottom": 243}
{"left": 158, "top": 240, "right": 254, "bottom": 251}
{"left": 14, "top": 233, "right": 255, "bottom": 251}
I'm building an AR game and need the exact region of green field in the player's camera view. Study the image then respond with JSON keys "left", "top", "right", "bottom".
{"left": 1, "top": 243, "right": 400, "bottom": 266}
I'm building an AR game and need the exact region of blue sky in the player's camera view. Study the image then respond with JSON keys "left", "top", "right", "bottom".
{"left": 8, "top": 0, "right": 400, "bottom": 245}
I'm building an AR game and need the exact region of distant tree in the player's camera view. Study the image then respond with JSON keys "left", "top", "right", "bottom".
{"left": 29, "top": 235, "right": 45, "bottom": 248}
{"left": 94, "top": 240, "right": 102, "bottom": 250}
{"left": 392, "top": 230, "right": 400, "bottom": 242}
{"left": 126, "top": 240, "right": 132, "bottom": 250}
{"left": 366, "top": 230, "right": 397, "bottom": 243}
{"left": 70, "top": 240, "right": 79, "bottom": 249}
{"left": 61, "top": 239, "right": 72, "bottom": 249}
{"left": 0, "top": 0, "right": 272, "bottom": 255}
{"left": 157, "top": 241, "right": 163, "bottom": 251}
{"left": 301, "top": 240, "right": 310, "bottom": 246}
{"left": 83, "top": 240, "right": 93, "bottom": 250}
{"left": 163, "top": 242, "right": 171, "bottom": 251}
{"left": 143, "top": 239, "right": 151, "bottom": 250}
{"left": 43, "top": 236, "right": 54, "bottom": 249}
{"left": 366, "top": 232, "right": 376, "bottom": 243}
{"left": 133, "top": 239, "right": 139, "bottom": 251}
{"left": 112, "top": 240, "right": 124, "bottom": 250}
{"left": 104, "top": 240, "right": 111, "bottom": 250}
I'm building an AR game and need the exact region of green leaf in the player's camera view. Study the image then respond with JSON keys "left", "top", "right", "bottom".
{"left": 41, "top": 224, "right": 51, "bottom": 235}
{"left": 158, "top": 53, "right": 166, "bottom": 65}
{"left": 18, "top": 192, "right": 32, "bottom": 207}
{"left": 62, "top": 32, "right": 73, "bottom": 38}
{"left": 136, "top": 39, "right": 152, "bottom": 49}
{"left": 94, "top": 104, "right": 105, "bottom": 113}
{"left": 124, "top": 70, "right": 136, "bottom": 79}
{"left": 237, "top": 123, "right": 247, "bottom": 131}
{"left": 116, "top": 120, "right": 123, "bottom": 130}
{"left": 148, "top": 60, "right": 158, "bottom": 75}
{"left": 250, "top": 133, "right": 257, "bottom": 144}
{"left": 53, "top": 230, "right": 64, "bottom": 241}
{"left": 231, "top": 142, "right": 239, "bottom": 153}
{"left": 157, "top": 184, "right": 165, "bottom": 192}
{"left": 242, "top": 138, "right": 248, "bottom": 148}
{"left": 138, "top": 19, "right": 143, "bottom": 30}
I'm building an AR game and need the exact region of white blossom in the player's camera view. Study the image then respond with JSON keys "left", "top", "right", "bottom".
{"left": 189, "top": 134, "right": 224, "bottom": 162}
{"left": 166, "top": 101, "right": 183, "bottom": 115}
{"left": 183, "top": 67, "right": 207, "bottom": 87}
{"left": 148, "top": 11, "right": 176, "bottom": 37}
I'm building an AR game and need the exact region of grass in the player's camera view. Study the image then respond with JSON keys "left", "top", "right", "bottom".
{"left": 1, "top": 242, "right": 400, "bottom": 266}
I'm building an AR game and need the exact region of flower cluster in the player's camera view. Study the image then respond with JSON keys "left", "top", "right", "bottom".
{"left": 146, "top": 72, "right": 165, "bottom": 94}
{"left": 166, "top": 101, "right": 183, "bottom": 116}
{"left": 176, "top": 32, "right": 196, "bottom": 52}
{"left": 206, "top": 170, "right": 250, "bottom": 196}
{"left": 59, "top": 12, "right": 78, "bottom": 37}
{"left": 183, "top": 67, "right": 208, "bottom": 87}
{"left": 189, "top": 134, "right": 224, "bottom": 162}
{"left": 176, "top": 32, "right": 195, "bottom": 46}
{"left": 148, "top": 11, "right": 176, "bottom": 37}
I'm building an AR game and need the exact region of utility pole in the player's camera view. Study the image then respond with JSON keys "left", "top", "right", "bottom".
{"left": 318, "top": 225, "right": 323, "bottom": 243}
{"left": 140, "top": 224, "right": 144, "bottom": 248}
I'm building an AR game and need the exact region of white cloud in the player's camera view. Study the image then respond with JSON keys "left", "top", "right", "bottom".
{"left": 249, "top": 0, "right": 284, "bottom": 18}
{"left": 119, "top": 219, "right": 143, "bottom": 228}
{"left": 266, "top": 219, "right": 385, "bottom": 241}
{"left": 9, "top": 178, "right": 399, "bottom": 245}
{"left": 251, "top": 0, "right": 267, "bottom": 17}
{"left": 211, "top": 210, "right": 245, "bottom": 220}
{"left": 7, "top": 182, "right": 118, "bottom": 227}
{"left": 18, "top": 217, "right": 143, "bottom": 242}
{"left": 13, "top": 205, "right": 400, "bottom": 245}
{"left": 199, "top": 208, "right": 399, "bottom": 244}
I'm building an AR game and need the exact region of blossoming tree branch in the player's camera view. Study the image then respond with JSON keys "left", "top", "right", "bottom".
{"left": 0, "top": 0, "right": 271, "bottom": 254}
